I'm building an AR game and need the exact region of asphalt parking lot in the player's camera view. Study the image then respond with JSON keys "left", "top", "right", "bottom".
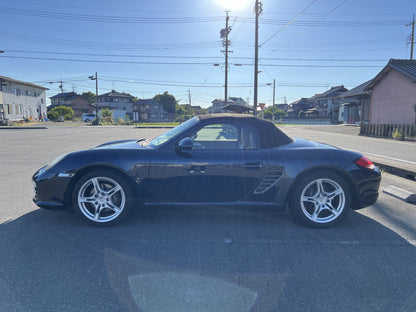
{"left": 1, "top": 124, "right": 415, "bottom": 312}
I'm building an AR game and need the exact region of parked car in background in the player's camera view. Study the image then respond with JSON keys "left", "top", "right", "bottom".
{"left": 82, "top": 113, "right": 96, "bottom": 122}
{"left": 32, "top": 114, "right": 381, "bottom": 228}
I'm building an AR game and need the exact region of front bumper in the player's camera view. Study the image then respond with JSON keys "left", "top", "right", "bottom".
{"left": 32, "top": 167, "right": 73, "bottom": 210}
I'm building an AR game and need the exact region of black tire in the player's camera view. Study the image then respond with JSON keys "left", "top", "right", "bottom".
{"left": 72, "top": 170, "right": 132, "bottom": 226}
{"left": 289, "top": 170, "right": 351, "bottom": 228}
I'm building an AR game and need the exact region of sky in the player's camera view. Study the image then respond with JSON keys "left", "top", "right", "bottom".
{"left": 0, "top": 0, "right": 415, "bottom": 108}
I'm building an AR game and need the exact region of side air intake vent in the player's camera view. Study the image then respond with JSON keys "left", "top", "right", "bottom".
{"left": 254, "top": 168, "right": 285, "bottom": 194}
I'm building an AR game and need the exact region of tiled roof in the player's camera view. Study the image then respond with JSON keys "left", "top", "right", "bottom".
{"left": 315, "top": 85, "right": 348, "bottom": 98}
{"left": 365, "top": 59, "right": 416, "bottom": 90}
{"left": 388, "top": 59, "right": 416, "bottom": 81}
{"left": 98, "top": 90, "right": 134, "bottom": 98}
{"left": 50, "top": 92, "right": 77, "bottom": 99}
{"left": 339, "top": 80, "right": 372, "bottom": 97}
{"left": 0, "top": 75, "right": 49, "bottom": 90}
{"left": 133, "top": 99, "right": 157, "bottom": 104}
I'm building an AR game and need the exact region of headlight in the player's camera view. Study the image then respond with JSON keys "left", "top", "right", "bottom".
{"left": 44, "top": 154, "right": 67, "bottom": 171}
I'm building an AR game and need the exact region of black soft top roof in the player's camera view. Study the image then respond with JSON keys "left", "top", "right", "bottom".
{"left": 197, "top": 114, "right": 293, "bottom": 148}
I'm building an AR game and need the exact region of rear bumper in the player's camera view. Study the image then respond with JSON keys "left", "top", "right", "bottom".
{"left": 351, "top": 168, "right": 381, "bottom": 210}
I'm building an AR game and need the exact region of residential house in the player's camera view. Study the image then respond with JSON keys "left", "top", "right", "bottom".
{"left": 338, "top": 80, "right": 372, "bottom": 124}
{"left": 49, "top": 92, "right": 94, "bottom": 118}
{"left": 180, "top": 104, "right": 203, "bottom": 115}
{"left": 132, "top": 99, "right": 173, "bottom": 122}
{"left": 274, "top": 103, "right": 290, "bottom": 112}
{"left": 0, "top": 75, "right": 48, "bottom": 121}
{"left": 364, "top": 59, "right": 416, "bottom": 124}
{"left": 207, "top": 97, "right": 251, "bottom": 114}
{"left": 207, "top": 99, "right": 228, "bottom": 114}
{"left": 312, "top": 86, "right": 348, "bottom": 122}
{"left": 287, "top": 98, "right": 315, "bottom": 118}
{"left": 97, "top": 90, "right": 134, "bottom": 120}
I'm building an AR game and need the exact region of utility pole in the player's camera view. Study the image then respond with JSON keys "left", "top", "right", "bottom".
{"left": 272, "top": 78, "right": 276, "bottom": 122}
{"left": 188, "top": 89, "right": 192, "bottom": 106}
{"left": 221, "top": 11, "right": 232, "bottom": 106}
{"left": 253, "top": 0, "right": 263, "bottom": 116}
{"left": 89, "top": 72, "right": 99, "bottom": 125}
{"left": 407, "top": 14, "right": 415, "bottom": 60}
{"left": 48, "top": 79, "right": 64, "bottom": 93}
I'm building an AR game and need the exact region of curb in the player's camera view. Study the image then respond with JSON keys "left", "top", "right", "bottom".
{"left": 134, "top": 126, "right": 175, "bottom": 129}
{"left": 373, "top": 161, "right": 416, "bottom": 180}
{"left": 0, "top": 126, "right": 47, "bottom": 130}
{"left": 382, "top": 185, "right": 416, "bottom": 204}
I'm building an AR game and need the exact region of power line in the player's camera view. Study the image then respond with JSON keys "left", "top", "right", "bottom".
{"left": 0, "top": 31, "right": 220, "bottom": 50}
{"left": 261, "top": 0, "right": 318, "bottom": 47}
{"left": 1, "top": 55, "right": 384, "bottom": 68}
{"left": 292, "top": 0, "right": 347, "bottom": 39}
{"left": 0, "top": 6, "right": 408, "bottom": 27}
{"left": 0, "top": 6, "right": 223, "bottom": 24}
{"left": 6, "top": 49, "right": 388, "bottom": 62}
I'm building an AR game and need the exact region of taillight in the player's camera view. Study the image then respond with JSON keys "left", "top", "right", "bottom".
{"left": 355, "top": 156, "right": 375, "bottom": 170}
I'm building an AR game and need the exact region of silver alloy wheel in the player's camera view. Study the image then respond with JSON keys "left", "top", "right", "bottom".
{"left": 77, "top": 176, "right": 126, "bottom": 223}
{"left": 300, "top": 178, "right": 345, "bottom": 224}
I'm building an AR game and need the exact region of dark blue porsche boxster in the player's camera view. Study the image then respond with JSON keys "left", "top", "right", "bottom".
{"left": 32, "top": 114, "right": 381, "bottom": 228}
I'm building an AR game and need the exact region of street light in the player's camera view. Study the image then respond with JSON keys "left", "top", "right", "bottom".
{"left": 89, "top": 72, "right": 99, "bottom": 125}
{"left": 266, "top": 79, "right": 276, "bottom": 122}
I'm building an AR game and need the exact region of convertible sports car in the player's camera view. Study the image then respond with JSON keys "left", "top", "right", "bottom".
{"left": 33, "top": 114, "right": 381, "bottom": 228}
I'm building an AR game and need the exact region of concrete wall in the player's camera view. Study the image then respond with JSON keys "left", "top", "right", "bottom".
{"left": 370, "top": 70, "right": 416, "bottom": 124}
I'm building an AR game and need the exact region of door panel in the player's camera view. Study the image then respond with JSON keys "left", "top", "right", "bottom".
{"left": 148, "top": 149, "right": 266, "bottom": 203}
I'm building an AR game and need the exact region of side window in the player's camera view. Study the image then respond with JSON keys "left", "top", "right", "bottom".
{"left": 190, "top": 123, "right": 256, "bottom": 150}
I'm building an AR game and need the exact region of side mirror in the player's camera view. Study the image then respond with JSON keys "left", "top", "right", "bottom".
{"left": 178, "top": 137, "right": 193, "bottom": 151}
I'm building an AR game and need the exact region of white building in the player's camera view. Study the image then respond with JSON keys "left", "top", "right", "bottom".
{"left": 0, "top": 76, "right": 48, "bottom": 122}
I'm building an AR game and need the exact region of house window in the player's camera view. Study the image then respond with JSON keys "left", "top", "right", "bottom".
{"left": 16, "top": 105, "right": 23, "bottom": 115}
{"left": 26, "top": 90, "right": 31, "bottom": 96}
{"left": 150, "top": 113, "right": 158, "bottom": 118}
{"left": 14, "top": 88, "right": 21, "bottom": 96}
{"left": 5, "top": 104, "right": 11, "bottom": 114}
{"left": 154, "top": 104, "right": 160, "bottom": 109}
{"left": 34, "top": 91, "right": 38, "bottom": 97}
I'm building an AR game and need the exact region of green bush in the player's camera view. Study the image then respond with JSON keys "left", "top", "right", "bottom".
{"left": 47, "top": 106, "right": 74, "bottom": 121}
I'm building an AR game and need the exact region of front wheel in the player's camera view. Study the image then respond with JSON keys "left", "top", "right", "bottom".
{"left": 290, "top": 170, "right": 351, "bottom": 228}
{"left": 72, "top": 170, "right": 132, "bottom": 225}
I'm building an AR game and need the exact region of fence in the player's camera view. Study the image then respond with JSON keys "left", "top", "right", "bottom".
{"left": 282, "top": 117, "right": 333, "bottom": 125}
{"left": 360, "top": 123, "right": 416, "bottom": 139}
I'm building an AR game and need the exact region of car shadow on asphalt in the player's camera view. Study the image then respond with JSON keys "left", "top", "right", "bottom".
{"left": 0, "top": 206, "right": 415, "bottom": 312}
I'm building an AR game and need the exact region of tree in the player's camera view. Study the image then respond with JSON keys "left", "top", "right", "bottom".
{"left": 153, "top": 92, "right": 177, "bottom": 114}
{"left": 175, "top": 105, "right": 195, "bottom": 122}
{"left": 101, "top": 108, "right": 113, "bottom": 124}
{"left": 81, "top": 92, "right": 96, "bottom": 106}
{"left": 262, "top": 106, "right": 287, "bottom": 121}
{"left": 47, "top": 106, "right": 74, "bottom": 121}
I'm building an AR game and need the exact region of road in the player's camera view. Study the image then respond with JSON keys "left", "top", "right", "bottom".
{"left": 281, "top": 124, "right": 416, "bottom": 177}
{"left": 0, "top": 124, "right": 415, "bottom": 312}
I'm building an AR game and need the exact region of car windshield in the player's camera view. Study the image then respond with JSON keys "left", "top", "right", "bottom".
{"left": 148, "top": 116, "right": 198, "bottom": 148}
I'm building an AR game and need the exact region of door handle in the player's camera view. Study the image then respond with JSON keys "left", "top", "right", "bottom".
{"left": 187, "top": 163, "right": 207, "bottom": 173}
{"left": 243, "top": 162, "right": 262, "bottom": 169}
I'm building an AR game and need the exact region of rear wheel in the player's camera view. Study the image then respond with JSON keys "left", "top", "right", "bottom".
{"left": 72, "top": 170, "right": 132, "bottom": 225}
{"left": 290, "top": 170, "right": 351, "bottom": 228}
